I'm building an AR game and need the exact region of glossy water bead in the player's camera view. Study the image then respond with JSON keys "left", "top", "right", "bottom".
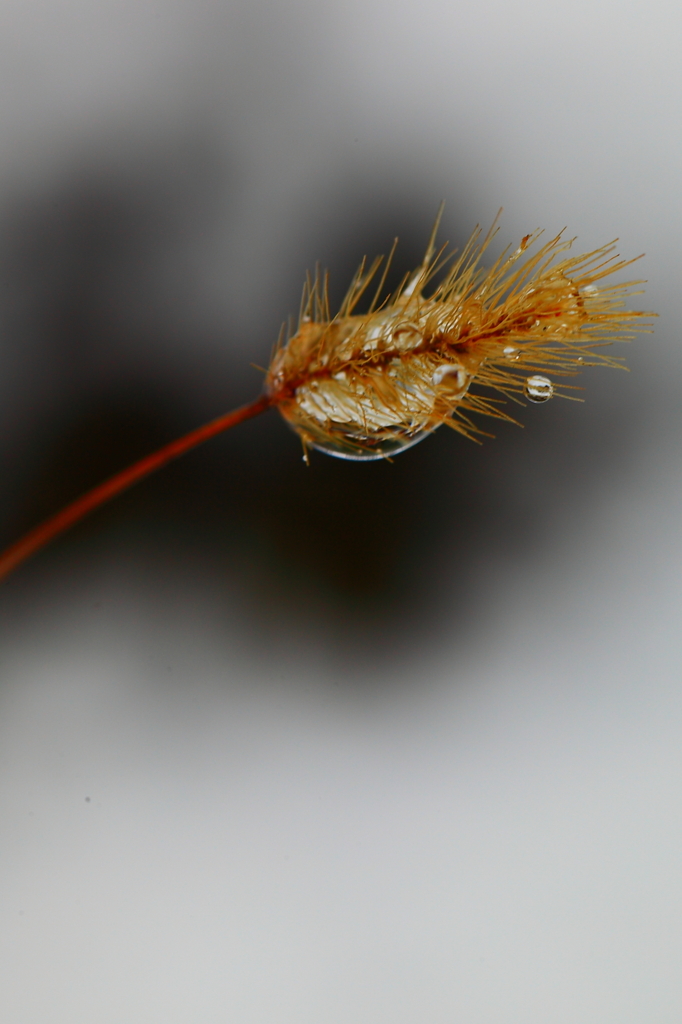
{"left": 524, "top": 375, "right": 554, "bottom": 403}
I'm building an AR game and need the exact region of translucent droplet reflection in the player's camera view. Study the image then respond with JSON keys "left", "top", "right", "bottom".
{"left": 524, "top": 375, "right": 554, "bottom": 403}
{"left": 309, "top": 427, "right": 432, "bottom": 461}
{"left": 432, "top": 363, "right": 466, "bottom": 386}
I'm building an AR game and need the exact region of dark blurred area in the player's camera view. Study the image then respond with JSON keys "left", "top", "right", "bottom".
{"left": 0, "top": 135, "right": 651, "bottom": 664}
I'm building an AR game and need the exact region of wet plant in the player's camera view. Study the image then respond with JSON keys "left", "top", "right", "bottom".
{"left": 0, "top": 207, "right": 653, "bottom": 582}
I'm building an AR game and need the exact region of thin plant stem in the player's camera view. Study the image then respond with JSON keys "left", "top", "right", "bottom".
{"left": 0, "top": 392, "right": 272, "bottom": 583}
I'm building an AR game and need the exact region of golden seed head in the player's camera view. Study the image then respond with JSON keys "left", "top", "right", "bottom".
{"left": 265, "top": 211, "right": 654, "bottom": 460}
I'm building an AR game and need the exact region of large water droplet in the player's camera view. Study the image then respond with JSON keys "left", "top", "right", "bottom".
{"left": 524, "top": 375, "right": 553, "bottom": 403}
{"left": 289, "top": 381, "right": 434, "bottom": 459}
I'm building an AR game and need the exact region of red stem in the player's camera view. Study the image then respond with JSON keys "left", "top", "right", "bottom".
{"left": 0, "top": 392, "right": 273, "bottom": 583}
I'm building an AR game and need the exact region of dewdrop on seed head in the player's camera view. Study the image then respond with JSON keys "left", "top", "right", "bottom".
{"left": 266, "top": 207, "right": 653, "bottom": 460}
{"left": 524, "top": 375, "right": 554, "bottom": 403}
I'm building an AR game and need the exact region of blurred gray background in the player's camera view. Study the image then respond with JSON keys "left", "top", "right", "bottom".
{"left": 0, "top": 1, "right": 680, "bottom": 1021}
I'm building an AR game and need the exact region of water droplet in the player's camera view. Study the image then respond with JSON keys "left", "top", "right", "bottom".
{"left": 581, "top": 284, "right": 598, "bottom": 296}
{"left": 524, "top": 375, "right": 553, "bottom": 403}
{"left": 503, "top": 345, "right": 519, "bottom": 361}
{"left": 432, "top": 363, "right": 467, "bottom": 387}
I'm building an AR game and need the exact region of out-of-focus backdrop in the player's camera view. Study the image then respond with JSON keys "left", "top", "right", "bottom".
{"left": 0, "top": 2, "right": 680, "bottom": 1021}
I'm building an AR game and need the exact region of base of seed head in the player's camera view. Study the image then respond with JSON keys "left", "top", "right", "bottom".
{"left": 266, "top": 208, "right": 652, "bottom": 460}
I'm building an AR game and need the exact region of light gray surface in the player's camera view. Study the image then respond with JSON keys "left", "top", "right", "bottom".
{"left": 0, "top": 2, "right": 680, "bottom": 1021}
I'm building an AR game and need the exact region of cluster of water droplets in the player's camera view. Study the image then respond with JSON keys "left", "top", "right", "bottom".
{"left": 503, "top": 346, "right": 554, "bottom": 403}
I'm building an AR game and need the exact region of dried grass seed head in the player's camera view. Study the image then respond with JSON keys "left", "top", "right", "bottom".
{"left": 266, "top": 208, "right": 653, "bottom": 460}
